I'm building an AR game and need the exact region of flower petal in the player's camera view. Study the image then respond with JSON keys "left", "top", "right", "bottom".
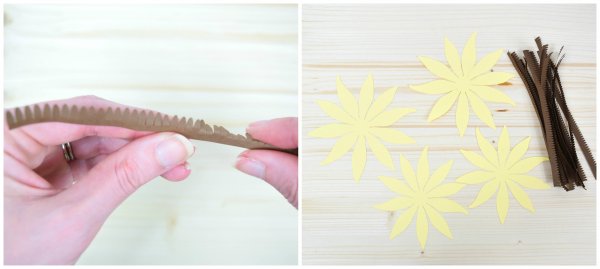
{"left": 428, "top": 183, "right": 464, "bottom": 197}
{"left": 461, "top": 33, "right": 477, "bottom": 76}
{"left": 424, "top": 160, "right": 453, "bottom": 192}
{"left": 409, "top": 80, "right": 456, "bottom": 95}
{"left": 321, "top": 133, "right": 358, "bottom": 165}
{"left": 365, "top": 86, "right": 397, "bottom": 121}
{"left": 497, "top": 182, "right": 509, "bottom": 224}
{"left": 469, "top": 179, "right": 499, "bottom": 208}
{"left": 497, "top": 126, "right": 511, "bottom": 166}
{"left": 418, "top": 56, "right": 459, "bottom": 82}
{"left": 366, "top": 134, "right": 394, "bottom": 170}
{"left": 427, "top": 90, "right": 459, "bottom": 122}
{"left": 400, "top": 155, "right": 419, "bottom": 191}
{"left": 316, "top": 100, "right": 355, "bottom": 124}
{"left": 351, "top": 136, "right": 367, "bottom": 181}
{"left": 506, "top": 180, "right": 534, "bottom": 212}
{"left": 510, "top": 157, "right": 549, "bottom": 174}
{"left": 475, "top": 128, "right": 499, "bottom": 166}
{"left": 468, "top": 48, "right": 503, "bottom": 79}
{"left": 369, "top": 128, "right": 415, "bottom": 144}
{"left": 505, "top": 137, "right": 530, "bottom": 168}
{"left": 379, "top": 176, "right": 415, "bottom": 196}
{"left": 468, "top": 92, "right": 496, "bottom": 129}
{"left": 456, "top": 170, "right": 495, "bottom": 184}
{"left": 425, "top": 204, "right": 453, "bottom": 239}
{"left": 370, "top": 108, "right": 415, "bottom": 127}
{"left": 444, "top": 37, "right": 463, "bottom": 77}
{"left": 417, "top": 146, "right": 430, "bottom": 189}
{"left": 390, "top": 206, "right": 418, "bottom": 239}
{"left": 428, "top": 198, "right": 468, "bottom": 214}
{"left": 359, "top": 74, "right": 375, "bottom": 119}
{"left": 309, "top": 123, "right": 352, "bottom": 138}
{"left": 336, "top": 76, "right": 359, "bottom": 118}
{"left": 461, "top": 149, "right": 497, "bottom": 171}
{"left": 471, "top": 72, "right": 514, "bottom": 86}
{"left": 374, "top": 197, "right": 414, "bottom": 211}
{"left": 470, "top": 85, "right": 516, "bottom": 105}
{"left": 416, "top": 207, "right": 429, "bottom": 250}
{"left": 456, "top": 92, "right": 469, "bottom": 136}
{"left": 510, "top": 174, "right": 551, "bottom": 190}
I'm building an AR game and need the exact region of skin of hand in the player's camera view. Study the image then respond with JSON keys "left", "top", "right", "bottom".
{"left": 235, "top": 117, "right": 298, "bottom": 208}
{"left": 4, "top": 96, "right": 195, "bottom": 265}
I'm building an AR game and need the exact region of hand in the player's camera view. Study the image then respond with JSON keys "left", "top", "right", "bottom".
{"left": 4, "top": 96, "right": 195, "bottom": 264}
{"left": 234, "top": 118, "right": 298, "bottom": 208}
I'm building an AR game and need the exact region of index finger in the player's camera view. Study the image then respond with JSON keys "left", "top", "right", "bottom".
{"left": 246, "top": 117, "right": 298, "bottom": 149}
{"left": 5, "top": 95, "right": 155, "bottom": 146}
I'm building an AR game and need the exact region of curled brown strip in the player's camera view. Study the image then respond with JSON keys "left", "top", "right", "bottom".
{"left": 5, "top": 104, "right": 298, "bottom": 156}
{"left": 508, "top": 37, "right": 596, "bottom": 191}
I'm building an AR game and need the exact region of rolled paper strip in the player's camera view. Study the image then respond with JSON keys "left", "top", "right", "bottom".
{"left": 507, "top": 37, "right": 596, "bottom": 191}
{"left": 5, "top": 104, "right": 297, "bottom": 156}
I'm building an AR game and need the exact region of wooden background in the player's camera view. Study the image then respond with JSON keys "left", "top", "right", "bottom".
{"left": 4, "top": 5, "right": 298, "bottom": 265}
{"left": 302, "top": 4, "right": 596, "bottom": 265}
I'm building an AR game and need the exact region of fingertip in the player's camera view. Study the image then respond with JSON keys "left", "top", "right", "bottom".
{"left": 234, "top": 154, "right": 266, "bottom": 179}
{"left": 161, "top": 162, "right": 192, "bottom": 182}
{"left": 246, "top": 120, "right": 268, "bottom": 135}
{"left": 245, "top": 117, "right": 298, "bottom": 149}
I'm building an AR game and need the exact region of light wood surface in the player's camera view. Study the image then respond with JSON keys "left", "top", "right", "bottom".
{"left": 302, "top": 4, "right": 596, "bottom": 265}
{"left": 4, "top": 5, "right": 298, "bottom": 265}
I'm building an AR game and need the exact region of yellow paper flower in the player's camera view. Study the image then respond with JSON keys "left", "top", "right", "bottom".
{"left": 309, "top": 74, "right": 415, "bottom": 181}
{"left": 457, "top": 127, "right": 550, "bottom": 223}
{"left": 375, "top": 147, "right": 467, "bottom": 250}
{"left": 410, "top": 33, "right": 515, "bottom": 136}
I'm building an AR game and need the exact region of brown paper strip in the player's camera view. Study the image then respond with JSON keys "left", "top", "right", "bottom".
{"left": 508, "top": 37, "right": 595, "bottom": 191}
{"left": 5, "top": 104, "right": 298, "bottom": 156}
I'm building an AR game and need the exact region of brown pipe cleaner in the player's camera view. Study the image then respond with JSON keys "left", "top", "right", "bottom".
{"left": 507, "top": 37, "right": 595, "bottom": 191}
{"left": 5, "top": 103, "right": 298, "bottom": 156}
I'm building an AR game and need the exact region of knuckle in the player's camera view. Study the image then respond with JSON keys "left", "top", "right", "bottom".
{"left": 112, "top": 158, "right": 144, "bottom": 194}
{"left": 78, "top": 95, "right": 101, "bottom": 102}
{"left": 96, "top": 137, "right": 110, "bottom": 155}
{"left": 83, "top": 125, "right": 99, "bottom": 137}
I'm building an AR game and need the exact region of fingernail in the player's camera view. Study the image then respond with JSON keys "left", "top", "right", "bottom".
{"left": 246, "top": 120, "right": 268, "bottom": 134}
{"left": 235, "top": 156, "right": 265, "bottom": 179}
{"left": 156, "top": 134, "right": 195, "bottom": 168}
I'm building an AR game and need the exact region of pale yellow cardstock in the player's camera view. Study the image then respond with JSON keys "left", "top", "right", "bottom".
{"left": 410, "top": 33, "right": 516, "bottom": 136}
{"left": 457, "top": 127, "right": 550, "bottom": 224}
{"left": 375, "top": 147, "right": 467, "bottom": 250}
{"left": 310, "top": 74, "right": 415, "bottom": 181}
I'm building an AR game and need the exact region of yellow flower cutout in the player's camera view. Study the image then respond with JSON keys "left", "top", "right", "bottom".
{"left": 310, "top": 74, "right": 415, "bottom": 181}
{"left": 410, "top": 33, "right": 516, "bottom": 136}
{"left": 375, "top": 147, "right": 467, "bottom": 250}
{"left": 457, "top": 127, "right": 550, "bottom": 223}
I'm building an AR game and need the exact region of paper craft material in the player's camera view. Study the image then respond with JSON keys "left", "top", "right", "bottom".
{"left": 457, "top": 127, "right": 550, "bottom": 224}
{"left": 507, "top": 37, "right": 596, "bottom": 190}
{"left": 375, "top": 146, "right": 467, "bottom": 250}
{"left": 5, "top": 104, "right": 298, "bottom": 155}
{"left": 309, "top": 74, "right": 415, "bottom": 181}
{"left": 410, "top": 33, "right": 515, "bottom": 136}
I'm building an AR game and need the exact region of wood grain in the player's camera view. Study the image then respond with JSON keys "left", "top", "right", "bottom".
{"left": 302, "top": 4, "right": 596, "bottom": 265}
{"left": 4, "top": 5, "right": 298, "bottom": 265}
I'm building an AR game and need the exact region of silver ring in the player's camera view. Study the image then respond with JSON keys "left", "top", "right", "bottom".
{"left": 61, "top": 142, "right": 75, "bottom": 162}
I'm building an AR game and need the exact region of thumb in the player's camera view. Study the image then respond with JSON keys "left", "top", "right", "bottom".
{"left": 235, "top": 150, "right": 298, "bottom": 208}
{"left": 67, "top": 132, "right": 194, "bottom": 218}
